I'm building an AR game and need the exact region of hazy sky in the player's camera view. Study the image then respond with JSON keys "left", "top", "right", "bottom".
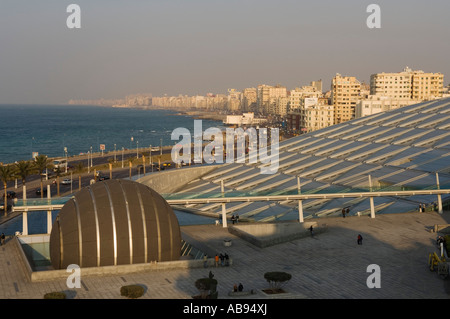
{"left": 0, "top": 0, "right": 449, "bottom": 104}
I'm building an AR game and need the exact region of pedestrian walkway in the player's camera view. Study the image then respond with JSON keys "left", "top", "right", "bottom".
{"left": 0, "top": 211, "right": 449, "bottom": 299}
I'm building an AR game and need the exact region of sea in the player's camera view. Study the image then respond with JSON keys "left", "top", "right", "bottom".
{"left": 0, "top": 104, "right": 224, "bottom": 164}
{"left": 0, "top": 104, "right": 222, "bottom": 234}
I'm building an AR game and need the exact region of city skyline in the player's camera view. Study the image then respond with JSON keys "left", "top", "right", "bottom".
{"left": 0, "top": 0, "right": 449, "bottom": 105}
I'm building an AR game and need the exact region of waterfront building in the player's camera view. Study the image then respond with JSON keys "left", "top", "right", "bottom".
{"left": 227, "top": 89, "right": 242, "bottom": 112}
{"left": 257, "top": 84, "right": 287, "bottom": 114}
{"left": 241, "top": 87, "right": 257, "bottom": 112}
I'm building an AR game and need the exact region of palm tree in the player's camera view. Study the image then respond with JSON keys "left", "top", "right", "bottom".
{"left": 74, "top": 162, "right": 84, "bottom": 191}
{"left": 54, "top": 166, "right": 62, "bottom": 197}
{"left": 33, "top": 154, "right": 51, "bottom": 199}
{"left": 108, "top": 158, "right": 114, "bottom": 180}
{"left": 0, "top": 165, "right": 15, "bottom": 216}
{"left": 14, "top": 160, "right": 34, "bottom": 201}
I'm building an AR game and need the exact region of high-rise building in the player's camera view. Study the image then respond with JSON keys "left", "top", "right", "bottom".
{"left": 257, "top": 84, "right": 287, "bottom": 114}
{"left": 289, "top": 86, "right": 322, "bottom": 112}
{"left": 242, "top": 88, "right": 257, "bottom": 112}
{"left": 227, "top": 89, "right": 242, "bottom": 112}
{"left": 310, "top": 80, "right": 323, "bottom": 93}
{"left": 331, "top": 74, "right": 361, "bottom": 124}
{"left": 370, "top": 67, "right": 444, "bottom": 101}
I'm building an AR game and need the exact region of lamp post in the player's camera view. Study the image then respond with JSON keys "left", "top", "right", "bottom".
{"left": 122, "top": 147, "right": 124, "bottom": 168}
{"left": 114, "top": 144, "right": 117, "bottom": 163}
{"left": 137, "top": 141, "right": 139, "bottom": 159}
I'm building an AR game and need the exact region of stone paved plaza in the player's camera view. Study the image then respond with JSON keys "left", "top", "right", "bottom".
{"left": 0, "top": 211, "right": 449, "bottom": 300}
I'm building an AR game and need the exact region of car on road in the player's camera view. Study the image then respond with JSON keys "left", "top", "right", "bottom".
{"left": 0, "top": 202, "right": 12, "bottom": 211}
{"left": 61, "top": 178, "right": 72, "bottom": 185}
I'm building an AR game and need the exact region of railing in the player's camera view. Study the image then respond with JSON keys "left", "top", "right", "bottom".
{"left": 10, "top": 186, "right": 450, "bottom": 212}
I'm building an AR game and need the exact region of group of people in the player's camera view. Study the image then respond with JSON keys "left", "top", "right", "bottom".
{"left": 341, "top": 207, "right": 350, "bottom": 218}
{"left": 233, "top": 283, "right": 244, "bottom": 292}
{"left": 230, "top": 214, "right": 239, "bottom": 224}
{"left": 212, "top": 253, "right": 230, "bottom": 267}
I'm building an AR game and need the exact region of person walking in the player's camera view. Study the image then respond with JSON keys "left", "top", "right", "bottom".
{"left": 342, "top": 208, "right": 346, "bottom": 218}
{"left": 309, "top": 225, "right": 314, "bottom": 237}
{"left": 357, "top": 234, "right": 363, "bottom": 245}
{"left": 0, "top": 233, "right": 5, "bottom": 245}
{"left": 203, "top": 254, "right": 208, "bottom": 268}
{"left": 214, "top": 254, "right": 219, "bottom": 267}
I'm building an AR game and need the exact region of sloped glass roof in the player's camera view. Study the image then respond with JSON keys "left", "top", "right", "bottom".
{"left": 162, "top": 97, "right": 450, "bottom": 222}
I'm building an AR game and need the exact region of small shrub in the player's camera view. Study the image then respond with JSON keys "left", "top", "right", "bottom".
{"left": 44, "top": 292, "right": 66, "bottom": 299}
{"left": 120, "top": 285, "right": 145, "bottom": 299}
{"left": 194, "top": 273, "right": 218, "bottom": 299}
{"left": 264, "top": 272, "right": 292, "bottom": 290}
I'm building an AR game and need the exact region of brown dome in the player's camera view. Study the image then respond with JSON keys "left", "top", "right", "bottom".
{"left": 50, "top": 179, "right": 181, "bottom": 269}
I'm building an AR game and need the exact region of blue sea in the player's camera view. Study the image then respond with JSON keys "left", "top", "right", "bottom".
{"left": 0, "top": 104, "right": 224, "bottom": 164}
{"left": 0, "top": 104, "right": 222, "bottom": 234}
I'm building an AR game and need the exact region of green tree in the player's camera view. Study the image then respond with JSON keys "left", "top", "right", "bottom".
{"left": 14, "top": 160, "right": 34, "bottom": 201}
{"left": 0, "top": 165, "right": 15, "bottom": 216}
{"left": 33, "top": 155, "right": 51, "bottom": 199}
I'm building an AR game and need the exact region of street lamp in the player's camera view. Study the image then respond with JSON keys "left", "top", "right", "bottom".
{"left": 137, "top": 141, "right": 139, "bottom": 159}
{"left": 122, "top": 147, "right": 124, "bottom": 168}
{"left": 114, "top": 144, "right": 117, "bottom": 163}
{"left": 149, "top": 145, "right": 152, "bottom": 172}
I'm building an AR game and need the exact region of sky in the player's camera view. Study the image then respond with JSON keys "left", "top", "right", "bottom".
{"left": 0, "top": 0, "right": 449, "bottom": 104}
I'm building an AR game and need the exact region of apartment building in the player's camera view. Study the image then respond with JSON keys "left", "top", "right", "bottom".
{"left": 331, "top": 74, "right": 361, "bottom": 124}
{"left": 370, "top": 67, "right": 444, "bottom": 100}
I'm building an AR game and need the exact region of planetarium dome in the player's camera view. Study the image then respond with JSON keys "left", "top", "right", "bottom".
{"left": 50, "top": 179, "right": 181, "bottom": 269}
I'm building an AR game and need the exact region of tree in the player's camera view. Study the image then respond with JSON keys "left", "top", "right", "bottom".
{"left": 54, "top": 166, "right": 62, "bottom": 197}
{"left": 194, "top": 271, "right": 218, "bottom": 299}
{"left": 263, "top": 272, "right": 292, "bottom": 292}
{"left": 33, "top": 155, "right": 51, "bottom": 199}
{"left": 74, "top": 162, "right": 84, "bottom": 191}
{"left": 0, "top": 165, "right": 15, "bottom": 216}
{"left": 14, "top": 160, "right": 34, "bottom": 201}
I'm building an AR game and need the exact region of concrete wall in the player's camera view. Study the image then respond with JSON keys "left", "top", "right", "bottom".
{"left": 14, "top": 236, "right": 228, "bottom": 282}
{"left": 228, "top": 221, "right": 328, "bottom": 248}
{"left": 136, "top": 164, "right": 222, "bottom": 194}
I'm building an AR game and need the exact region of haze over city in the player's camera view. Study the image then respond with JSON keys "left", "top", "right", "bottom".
{"left": 0, "top": 0, "right": 449, "bottom": 105}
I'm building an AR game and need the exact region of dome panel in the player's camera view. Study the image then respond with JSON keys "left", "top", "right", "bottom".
{"left": 50, "top": 179, "right": 181, "bottom": 269}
